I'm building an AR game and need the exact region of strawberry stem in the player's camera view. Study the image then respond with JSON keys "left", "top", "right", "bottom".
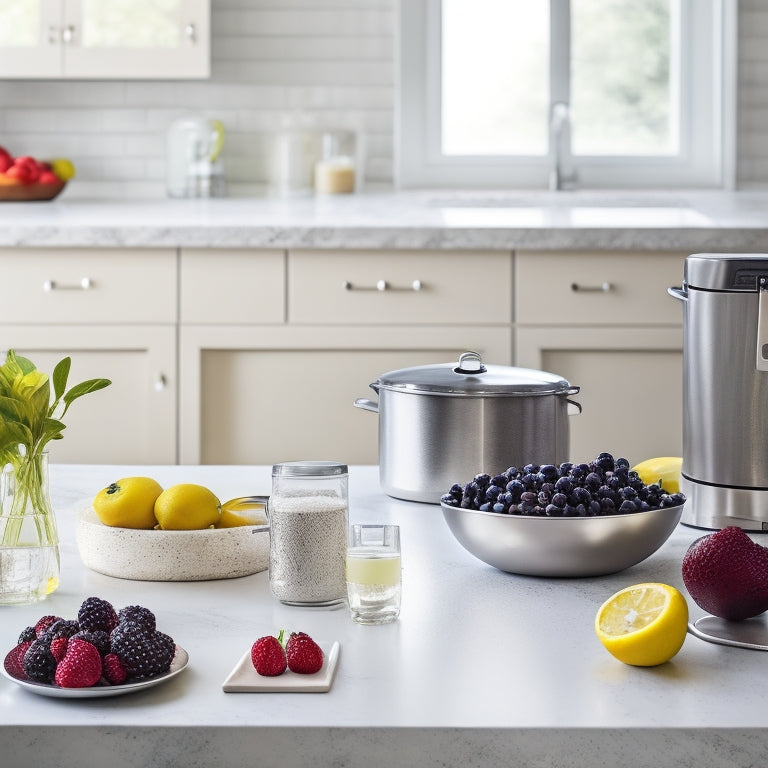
{"left": 277, "top": 629, "right": 285, "bottom": 647}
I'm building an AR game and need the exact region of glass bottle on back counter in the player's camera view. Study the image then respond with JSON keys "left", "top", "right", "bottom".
{"left": 268, "top": 461, "right": 348, "bottom": 606}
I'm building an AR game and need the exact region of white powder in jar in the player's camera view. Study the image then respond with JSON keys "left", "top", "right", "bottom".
{"left": 269, "top": 490, "right": 348, "bottom": 604}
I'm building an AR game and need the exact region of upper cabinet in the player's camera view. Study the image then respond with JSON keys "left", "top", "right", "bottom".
{"left": 0, "top": 0, "right": 209, "bottom": 79}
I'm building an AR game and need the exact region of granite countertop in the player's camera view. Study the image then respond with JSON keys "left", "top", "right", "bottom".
{"left": 2, "top": 464, "right": 768, "bottom": 768}
{"left": 2, "top": 188, "right": 768, "bottom": 251}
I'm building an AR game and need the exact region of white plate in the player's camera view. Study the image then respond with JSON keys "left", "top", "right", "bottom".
{"left": 0, "top": 646, "right": 189, "bottom": 699}
{"left": 222, "top": 641, "right": 340, "bottom": 693}
{"left": 689, "top": 616, "right": 768, "bottom": 651}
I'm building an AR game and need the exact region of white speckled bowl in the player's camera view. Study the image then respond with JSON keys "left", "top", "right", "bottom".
{"left": 75, "top": 507, "right": 270, "bottom": 581}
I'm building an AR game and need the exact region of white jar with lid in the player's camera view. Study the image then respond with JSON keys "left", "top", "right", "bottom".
{"left": 268, "top": 461, "right": 349, "bottom": 605}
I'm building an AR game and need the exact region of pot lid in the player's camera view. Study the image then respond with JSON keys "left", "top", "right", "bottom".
{"left": 685, "top": 253, "right": 768, "bottom": 291}
{"left": 374, "top": 351, "right": 577, "bottom": 397}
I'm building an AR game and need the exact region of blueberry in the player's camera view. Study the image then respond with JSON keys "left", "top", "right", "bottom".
{"left": 479, "top": 502, "right": 491, "bottom": 511}
{"left": 554, "top": 476, "right": 574, "bottom": 495}
{"left": 615, "top": 457, "right": 630, "bottom": 470}
{"left": 621, "top": 486, "right": 638, "bottom": 501}
{"left": 551, "top": 492, "right": 568, "bottom": 508}
{"left": 595, "top": 452, "right": 615, "bottom": 472}
{"left": 619, "top": 499, "right": 638, "bottom": 514}
{"left": 558, "top": 462, "right": 574, "bottom": 476}
{"left": 600, "top": 497, "right": 616, "bottom": 514}
{"left": 585, "top": 472, "right": 603, "bottom": 491}
{"left": 493, "top": 502, "right": 506, "bottom": 514}
{"left": 545, "top": 504, "right": 564, "bottom": 517}
{"left": 491, "top": 474, "right": 507, "bottom": 488}
{"left": 538, "top": 464, "right": 559, "bottom": 483}
{"left": 474, "top": 473, "right": 491, "bottom": 488}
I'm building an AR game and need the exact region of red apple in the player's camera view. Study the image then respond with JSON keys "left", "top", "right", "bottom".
{"left": 8, "top": 156, "right": 40, "bottom": 184}
{"left": 0, "top": 146, "right": 13, "bottom": 173}
{"left": 38, "top": 170, "right": 59, "bottom": 185}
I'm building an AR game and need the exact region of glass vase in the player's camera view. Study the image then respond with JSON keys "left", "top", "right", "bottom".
{"left": 0, "top": 452, "right": 60, "bottom": 605}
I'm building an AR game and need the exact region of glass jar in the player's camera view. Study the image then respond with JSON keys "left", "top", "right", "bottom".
{"left": 269, "top": 461, "right": 348, "bottom": 606}
{"left": 314, "top": 131, "right": 357, "bottom": 194}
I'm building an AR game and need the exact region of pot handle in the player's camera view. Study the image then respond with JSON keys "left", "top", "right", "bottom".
{"left": 354, "top": 398, "right": 379, "bottom": 413}
{"left": 566, "top": 399, "right": 582, "bottom": 416}
{"left": 667, "top": 286, "right": 688, "bottom": 302}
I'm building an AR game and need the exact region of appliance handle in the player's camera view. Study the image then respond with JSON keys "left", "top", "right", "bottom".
{"left": 757, "top": 277, "right": 768, "bottom": 372}
{"left": 566, "top": 399, "right": 582, "bottom": 416}
{"left": 667, "top": 286, "right": 688, "bottom": 302}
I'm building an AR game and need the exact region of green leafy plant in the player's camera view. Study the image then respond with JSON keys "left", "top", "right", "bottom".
{"left": 0, "top": 350, "right": 111, "bottom": 547}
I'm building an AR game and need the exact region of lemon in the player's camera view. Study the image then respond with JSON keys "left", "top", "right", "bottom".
{"left": 217, "top": 497, "right": 267, "bottom": 528}
{"left": 632, "top": 456, "right": 683, "bottom": 494}
{"left": 595, "top": 582, "right": 688, "bottom": 666}
{"left": 93, "top": 477, "right": 163, "bottom": 529}
{"left": 154, "top": 483, "right": 221, "bottom": 530}
{"left": 50, "top": 158, "right": 76, "bottom": 181}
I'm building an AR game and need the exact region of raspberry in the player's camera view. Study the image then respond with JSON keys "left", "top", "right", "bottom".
{"left": 110, "top": 622, "right": 174, "bottom": 680}
{"left": 251, "top": 633, "right": 287, "bottom": 677}
{"left": 34, "top": 615, "right": 61, "bottom": 638}
{"left": 78, "top": 597, "right": 119, "bottom": 633}
{"left": 285, "top": 631, "right": 324, "bottom": 674}
{"left": 50, "top": 637, "right": 69, "bottom": 662}
{"left": 54, "top": 639, "right": 102, "bottom": 688}
{"left": 117, "top": 605, "right": 156, "bottom": 632}
{"left": 22, "top": 638, "right": 57, "bottom": 683}
{"left": 18, "top": 626, "right": 36, "bottom": 644}
{"left": 71, "top": 629, "right": 110, "bottom": 657}
{"left": 102, "top": 653, "right": 128, "bottom": 685}
{"left": 4, "top": 641, "right": 32, "bottom": 680}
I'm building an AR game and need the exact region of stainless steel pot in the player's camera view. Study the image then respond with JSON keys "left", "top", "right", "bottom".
{"left": 669, "top": 253, "right": 768, "bottom": 530}
{"left": 354, "top": 351, "right": 581, "bottom": 503}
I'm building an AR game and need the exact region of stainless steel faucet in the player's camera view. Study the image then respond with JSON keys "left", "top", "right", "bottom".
{"left": 549, "top": 101, "right": 577, "bottom": 191}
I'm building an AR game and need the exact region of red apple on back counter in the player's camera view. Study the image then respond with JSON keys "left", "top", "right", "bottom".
{"left": 0, "top": 146, "right": 12, "bottom": 173}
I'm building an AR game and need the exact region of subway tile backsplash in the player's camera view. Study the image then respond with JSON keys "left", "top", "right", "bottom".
{"left": 0, "top": 0, "right": 764, "bottom": 193}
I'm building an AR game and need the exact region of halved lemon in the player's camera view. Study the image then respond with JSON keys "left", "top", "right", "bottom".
{"left": 595, "top": 582, "right": 688, "bottom": 666}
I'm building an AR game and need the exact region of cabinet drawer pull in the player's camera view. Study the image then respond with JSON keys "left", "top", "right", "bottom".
{"left": 185, "top": 23, "right": 197, "bottom": 43}
{"left": 343, "top": 279, "right": 423, "bottom": 293}
{"left": 155, "top": 374, "right": 168, "bottom": 392}
{"left": 570, "top": 281, "right": 613, "bottom": 293}
{"left": 61, "top": 25, "right": 75, "bottom": 45}
{"left": 43, "top": 277, "right": 93, "bottom": 292}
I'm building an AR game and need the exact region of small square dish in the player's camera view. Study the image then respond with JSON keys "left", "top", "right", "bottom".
{"left": 222, "top": 641, "right": 340, "bottom": 693}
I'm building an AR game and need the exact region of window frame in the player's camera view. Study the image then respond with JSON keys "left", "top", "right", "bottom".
{"left": 395, "top": 0, "right": 737, "bottom": 190}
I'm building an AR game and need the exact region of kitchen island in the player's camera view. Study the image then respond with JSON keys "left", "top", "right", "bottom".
{"left": 1, "top": 464, "right": 767, "bottom": 768}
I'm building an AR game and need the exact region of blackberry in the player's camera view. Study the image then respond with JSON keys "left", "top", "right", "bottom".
{"left": 18, "top": 626, "right": 36, "bottom": 644}
{"left": 78, "top": 596, "right": 119, "bottom": 633}
{"left": 72, "top": 629, "right": 111, "bottom": 656}
{"left": 44, "top": 619, "right": 80, "bottom": 641}
{"left": 110, "top": 623, "right": 174, "bottom": 679}
{"left": 117, "top": 605, "right": 156, "bottom": 632}
{"left": 22, "top": 638, "right": 57, "bottom": 684}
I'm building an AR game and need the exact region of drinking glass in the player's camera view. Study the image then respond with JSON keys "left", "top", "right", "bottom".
{"left": 346, "top": 524, "right": 401, "bottom": 624}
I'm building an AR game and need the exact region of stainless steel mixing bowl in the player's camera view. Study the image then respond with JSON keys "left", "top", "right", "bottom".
{"left": 441, "top": 502, "right": 684, "bottom": 577}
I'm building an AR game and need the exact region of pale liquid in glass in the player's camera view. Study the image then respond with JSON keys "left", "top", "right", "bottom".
{"left": 346, "top": 549, "right": 401, "bottom": 624}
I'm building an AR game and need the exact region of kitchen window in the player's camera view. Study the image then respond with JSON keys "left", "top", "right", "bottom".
{"left": 396, "top": 0, "right": 736, "bottom": 189}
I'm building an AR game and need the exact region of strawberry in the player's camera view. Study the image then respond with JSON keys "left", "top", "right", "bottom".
{"left": 50, "top": 636, "right": 69, "bottom": 662}
{"left": 251, "top": 631, "right": 287, "bottom": 677}
{"left": 103, "top": 653, "right": 128, "bottom": 685}
{"left": 285, "top": 632, "right": 323, "bottom": 674}
{"left": 3, "top": 641, "right": 32, "bottom": 680}
{"left": 54, "top": 638, "right": 102, "bottom": 688}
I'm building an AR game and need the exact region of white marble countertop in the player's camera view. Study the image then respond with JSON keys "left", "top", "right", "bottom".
{"left": 2, "top": 188, "right": 768, "bottom": 251}
{"left": 2, "top": 464, "right": 768, "bottom": 768}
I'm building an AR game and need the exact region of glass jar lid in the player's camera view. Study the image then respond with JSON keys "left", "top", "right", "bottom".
{"left": 272, "top": 460, "right": 348, "bottom": 477}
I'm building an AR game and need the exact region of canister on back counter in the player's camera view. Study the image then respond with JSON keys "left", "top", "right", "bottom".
{"left": 315, "top": 131, "right": 357, "bottom": 194}
{"left": 268, "top": 461, "right": 349, "bottom": 606}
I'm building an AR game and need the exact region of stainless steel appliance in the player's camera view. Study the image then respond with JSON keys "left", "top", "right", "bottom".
{"left": 669, "top": 253, "right": 768, "bottom": 530}
{"left": 354, "top": 351, "right": 580, "bottom": 504}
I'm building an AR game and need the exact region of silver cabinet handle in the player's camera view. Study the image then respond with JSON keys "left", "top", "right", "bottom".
{"left": 61, "top": 25, "right": 75, "bottom": 44}
{"left": 570, "top": 282, "right": 613, "bottom": 293}
{"left": 43, "top": 277, "right": 92, "bottom": 291}
{"left": 155, "top": 373, "right": 168, "bottom": 392}
{"left": 185, "top": 23, "right": 197, "bottom": 43}
{"left": 343, "top": 279, "right": 423, "bottom": 292}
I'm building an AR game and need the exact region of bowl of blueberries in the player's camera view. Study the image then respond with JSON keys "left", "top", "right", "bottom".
{"left": 440, "top": 452, "right": 686, "bottom": 577}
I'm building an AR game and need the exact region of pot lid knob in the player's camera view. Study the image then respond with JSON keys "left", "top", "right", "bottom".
{"left": 454, "top": 350, "right": 487, "bottom": 375}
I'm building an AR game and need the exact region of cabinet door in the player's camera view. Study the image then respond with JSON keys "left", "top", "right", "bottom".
{"left": 63, "top": 0, "right": 209, "bottom": 78}
{"left": 179, "top": 325, "right": 513, "bottom": 465}
{"left": 516, "top": 326, "right": 683, "bottom": 464}
{"left": 0, "top": 0, "right": 62, "bottom": 78}
{"left": 3, "top": 324, "right": 176, "bottom": 464}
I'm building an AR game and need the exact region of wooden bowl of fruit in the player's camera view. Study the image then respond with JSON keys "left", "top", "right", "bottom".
{"left": 0, "top": 148, "right": 72, "bottom": 201}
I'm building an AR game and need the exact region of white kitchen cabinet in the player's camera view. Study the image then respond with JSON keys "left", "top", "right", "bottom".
{"left": 0, "top": 0, "right": 209, "bottom": 79}
{"left": 514, "top": 250, "right": 687, "bottom": 464}
{"left": 179, "top": 248, "right": 514, "bottom": 465}
{"left": 0, "top": 248, "right": 177, "bottom": 464}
